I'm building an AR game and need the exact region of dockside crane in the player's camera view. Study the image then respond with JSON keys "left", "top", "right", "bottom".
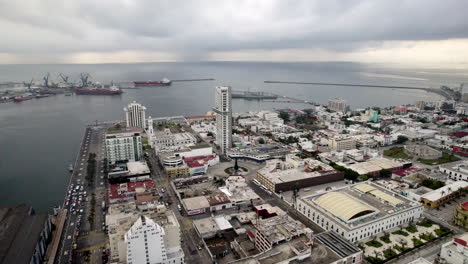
{"left": 79, "top": 73, "right": 91, "bottom": 87}
{"left": 59, "top": 73, "right": 69, "bottom": 83}
{"left": 43, "top": 73, "right": 50, "bottom": 88}
{"left": 23, "top": 78, "right": 34, "bottom": 92}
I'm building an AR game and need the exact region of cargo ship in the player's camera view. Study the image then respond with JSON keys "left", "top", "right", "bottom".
{"left": 134, "top": 78, "right": 171, "bottom": 87}
{"left": 75, "top": 85, "right": 123, "bottom": 95}
{"left": 13, "top": 96, "right": 34, "bottom": 102}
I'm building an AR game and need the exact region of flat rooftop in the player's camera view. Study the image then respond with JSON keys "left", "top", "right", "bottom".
{"left": 0, "top": 205, "right": 48, "bottom": 264}
{"left": 346, "top": 158, "right": 402, "bottom": 175}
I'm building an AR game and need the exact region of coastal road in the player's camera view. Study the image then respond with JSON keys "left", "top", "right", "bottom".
{"left": 56, "top": 127, "right": 92, "bottom": 264}
{"left": 56, "top": 125, "right": 108, "bottom": 264}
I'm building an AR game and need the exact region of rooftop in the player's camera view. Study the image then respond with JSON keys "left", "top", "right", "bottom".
{"left": 346, "top": 158, "right": 402, "bottom": 175}
{"left": 0, "top": 205, "right": 48, "bottom": 264}
{"left": 421, "top": 181, "right": 468, "bottom": 202}
{"left": 108, "top": 180, "right": 155, "bottom": 201}
{"left": 182, "top": 196, "right": 210, "bottom": 211}
{"left": 302, "top": 181, "right": 417, "bottom": 229}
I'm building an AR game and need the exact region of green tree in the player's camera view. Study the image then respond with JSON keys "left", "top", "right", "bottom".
{"left": 258, "top": 138, "right": 265, "bottom": 144}
{"left": 396, "top": 135, "right": 408, "bottom": 144}
{"left": 380, "top": 169, "right": 392, "bottom": 178}
{"left": 279, "top": 112, "right": 290, "bottom": 123}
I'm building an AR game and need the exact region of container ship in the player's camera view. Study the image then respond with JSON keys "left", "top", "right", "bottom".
{"left": 13, "top": 96, "right": 34, "bottom": 102}
{"left": 134, "top": 78, "right": 171, "bottom": 87}
{"left": 75, "top": 85, "right": 123, "bottom": 95}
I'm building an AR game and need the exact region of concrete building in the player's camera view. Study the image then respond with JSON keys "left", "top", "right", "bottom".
{"left": 150, "top": 128, "right": 197, "bottom": 150}
{"left": 328, "top": 98, "right": 348, "bottom": 113}
{"left": 107, "top": 161, "right": 151, "bottom": 184}
{"left": 255, "top": 156, "right": 343, "bottom": 193}
{"left": 0, "top": 204, "right": 52, "bottom": 264}
{"left": 404, "top": 145, "right": 442, "bottom": 160}
{"left": 420, "top": 181, "right": 468, "bottom": 208}
{"left": 125, "top": 216, "right": 184, "bottom": 264}
{"left": 106, "top": 203, "right": 183, "bottom": 263}
{"left": 254, "top": 214, "right": 313, "bottom": 253}
{"left": 454, "top": 202, "right": 468, "bottom": 230}
{"left": 297, "top": 182, "right": 424, "bottom": 243}
{"left": 213, "top": 86, "right": 232, "bottom": 154}
{"left": 124, "top": 101, "right": 146, "bottom": 129}
{"left": 439, "top": 232, "right": 468, "bottom": 264}
{"left": 328, "top": 136, "right": 356, "bottom": 151}
{"left": 345, "top": 158, "right": 402, "bottom": 176}
{"left": 106, "top": 127, "right": 144, "bottom": 164}
{"left": 440, "top": 161, "right": 468, "bottom": 182}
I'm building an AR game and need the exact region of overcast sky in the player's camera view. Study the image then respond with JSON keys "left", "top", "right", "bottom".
{"left": 1, "top": 0, "right": 467, "bottom": 66}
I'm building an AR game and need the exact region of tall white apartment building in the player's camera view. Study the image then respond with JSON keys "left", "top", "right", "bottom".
{"left": 125, "top": 216, "right": 184, "bottom": 264}
{"left": 125, "top": 101, "right": 147, "bottom": 129}
{"left": 213, "top": 86, "right": 232, "bottom": 154}
{"left": 106, "top": 128, "right": 143, "bottom": 164}
{"left": 328, "top": 98, "right": 348, "bottom": 113}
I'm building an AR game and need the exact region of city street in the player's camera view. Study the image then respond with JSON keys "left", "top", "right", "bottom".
{"left": 146, "top": 150, "right": 212, "bottom": 264}
{"left": 56, "top": 125, "right": 109, "bottom": 264}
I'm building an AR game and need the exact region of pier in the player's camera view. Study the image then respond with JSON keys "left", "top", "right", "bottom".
{"left": 264, "top": 80, "right": 456, "bottom": 100}
{"left": 172, "top": 78, "right": 215, "bottom": 82}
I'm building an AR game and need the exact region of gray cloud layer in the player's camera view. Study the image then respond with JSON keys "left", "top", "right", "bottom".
{"left": 0, "top": 0, "right": 467, "bottom": 62}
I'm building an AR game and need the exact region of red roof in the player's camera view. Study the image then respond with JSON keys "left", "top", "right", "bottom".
{"left": 461, "top": 202, "right": 468, "bottom": 211}
{"left": 183, "top": 155, "right": 216, "bottom": 168}
{"left": 108, "top": 180, "right": 155, "bottom": 201}
{"left": 450, "top": 131, "right": 468, "bottom": 138}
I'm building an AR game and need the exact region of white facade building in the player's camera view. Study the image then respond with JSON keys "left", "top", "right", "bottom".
{"left": 297, "top": 182, "right": 424, "bottom": 243}
{"left": 328, "top": 98, "right": 348, "bottom": 113}
{"left": 125, "top": 216, "right": 184, "bottom": 264}
{"left": 439, "top": 161, "right": 468, "bottom": 182}
{"left": 106, "top": 129, "right": 143, "bottom": 164}
{"left": 439, "top": 232, "right": 468, "bottom": 264}
{"left": 150, "top": 128, "right": 197, "bottom": 151}
{"left": 125, "top": 101, "right": 147, "bottom": 129}
{"left": 213, "top": 86, "right": 232, "bottom": 154}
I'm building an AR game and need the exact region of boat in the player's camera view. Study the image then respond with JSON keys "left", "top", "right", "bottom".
{"left": 68, "top": 164, "right": 74, "bottom": 172}
{"left": 134, "top": 78, "right": 171, "bottom": 87}
{"left": 35, "top": 94, "right": 49, "bottom": 98}
{"left": 75, "top": 84, "right": 123, "bottom": 95}
{"left": 65, "top": 93, "right": 72, "bottom": 96}
{"left": 13, "top": 96, "right": 34, "bottom": 102}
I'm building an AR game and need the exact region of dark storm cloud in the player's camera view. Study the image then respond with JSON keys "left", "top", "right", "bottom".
{"left": 0, "top": 0, "right": 467, "bottom": 60}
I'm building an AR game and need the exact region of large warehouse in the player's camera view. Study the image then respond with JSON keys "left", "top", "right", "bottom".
{"left": 297, "top": 182, "right": 423, "bottom": 243}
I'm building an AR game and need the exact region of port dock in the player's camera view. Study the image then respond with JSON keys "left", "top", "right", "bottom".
{"left": 264, "top": 80, "right": 459, "bottom": 100}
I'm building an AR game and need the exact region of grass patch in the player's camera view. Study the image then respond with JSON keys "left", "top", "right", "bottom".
{"left": 420, "top": 178, "right": 445, "bottom": 190}
{"left": 383, "top": 248, "right": 397, "bottom": 259}
{"left": 393, "top": 245, "right": 408, "bottom": 253}
{"left": 405, "top": 225, "right": 418, "bottom": 233}
{"left": 380, "top": 235, "right": 391, "bottom": 244}
{"left": 417, "top": 219, "right": 433, "bottom": 227}
{"left": 435, "top": 228, "right": 451, "bottom": 237}
{"left": 418, "top": 152, "right": 461, "bottom": 165}
{"left": 366, "top": 240, "right": 383, "bottom": 248}
{"left": 392, "top": 230, "right": 409, "bottom": 237}
{"left": 412, "top": 238, "right": 423, "bottom": 247}
{"left": 419, "top": 232, "right": 436, "bottom": 241}
{"left": 367, "top": 256, "right": 384, "bottom": 264}
{"left": 383, "top": 148, "right": 412, "bottom": 160}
